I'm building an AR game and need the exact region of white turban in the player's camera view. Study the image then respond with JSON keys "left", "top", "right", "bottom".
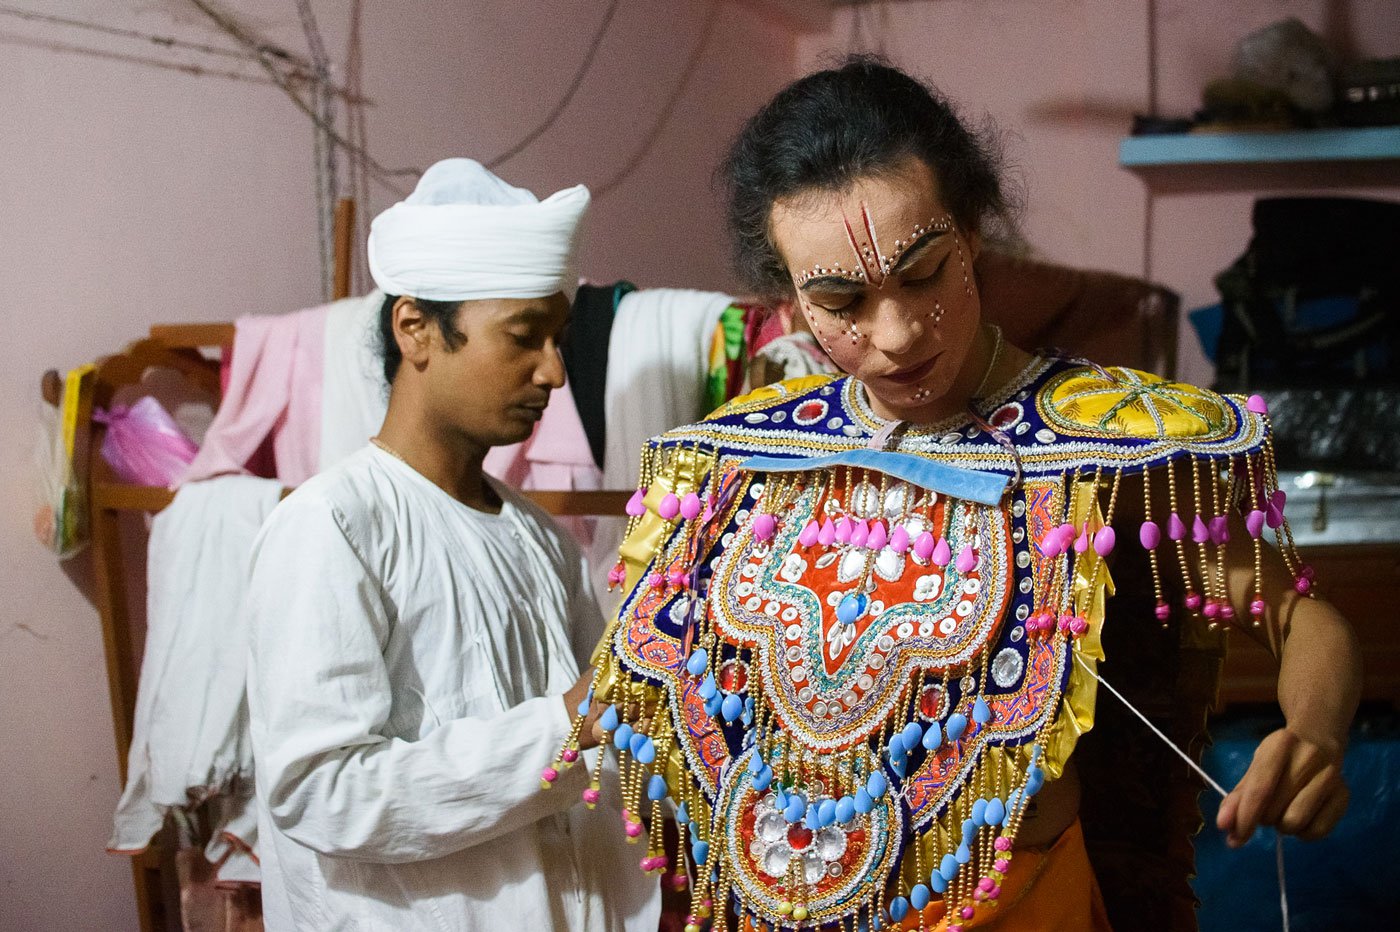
{"left": 368, "top": 158, "right": 590, "bottom": 302}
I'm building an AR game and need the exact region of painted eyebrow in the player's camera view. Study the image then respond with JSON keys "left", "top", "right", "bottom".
{"left": 888, "top": 228, "right": 950, "bottom": 275}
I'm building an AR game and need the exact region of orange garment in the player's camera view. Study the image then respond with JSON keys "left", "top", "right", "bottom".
{"left": 898, "top": 819, "right": 1110, "bottom": 931}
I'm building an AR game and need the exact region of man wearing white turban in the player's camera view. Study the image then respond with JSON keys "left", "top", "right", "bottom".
{"left": 246, "top": 159, "right": 660, "bottom": 931}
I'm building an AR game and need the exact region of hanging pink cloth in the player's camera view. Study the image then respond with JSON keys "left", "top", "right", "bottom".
{"left": 179, "top": 305, "right": 328, "bottom": 487}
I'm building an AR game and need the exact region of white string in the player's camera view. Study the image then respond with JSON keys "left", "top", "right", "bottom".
{"left": 1072, "top": 651, "right": 1290, "bottom": 931}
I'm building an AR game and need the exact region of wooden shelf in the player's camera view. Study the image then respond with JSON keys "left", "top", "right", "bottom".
{"left": 1119, "top": 125, "right": 1400, "bottom": 166}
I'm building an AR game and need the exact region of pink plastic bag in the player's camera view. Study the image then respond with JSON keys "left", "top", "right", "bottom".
{"left": 95, "top": 396, "right": 198, "bottom": 487}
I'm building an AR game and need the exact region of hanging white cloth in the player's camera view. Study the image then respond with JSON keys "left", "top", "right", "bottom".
{"left": 109, "top": 475, "right": 282, "bottom": 872}
{"left": 247, "top": 445, "right": 659, "bottom": 931}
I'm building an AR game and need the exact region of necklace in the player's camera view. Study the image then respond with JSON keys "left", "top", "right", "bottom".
{"left": 970, "top": 323, "right": 1005, "bottom": 401}
{"left": 370, "top": 436, "right": 409, "bottom": 465}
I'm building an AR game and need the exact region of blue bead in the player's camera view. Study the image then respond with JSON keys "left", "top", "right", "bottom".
{"left": 930, "top": 870, "right": 948, "bottom": 894}
{"left": 945, "top": 712, "right": 968, "bottom": 742}
{"left": 854, "top": 788, "right": 874, "bottom": 814}
{"left": 835, "top": 796, "right": 857, "bottom": 824}
{"left": 818, "top": 798, "right": 837, "bottom": 827}
{"left": 635, "top": 738, "right": 656, "bottom": 765}
{"left": 575, "top": 694, "right": 592, "bottom": 717}
{"left": 629, "top": 732, "right": 648, "bottom": 756}
{"left": 721, "top": 693, "right": 743, "bottom": 722}
{"left": 685, "top": 648, "right": 708, "bottom": 676}
{"left": 973, "top": 695, "right": 993, "bottom": 725}
{"left": 804, "top": 805, "right": 822, "bottom": 830}
{"left": 891, "top": 756, "right": 907, "bottom": 777}
{"left": 1004, "top": 789, "right": 1021, "bottom": 822}
{"left": 867, "top": 771, "right": 888, "bottom": 798}
{"left": 922, "top": 721, "right": 943, "bottom": 750}
{"left": 961, "top": 818, "right": 977, "bottom": 842}
{"left": 887, "top": 733, "right": 906, "bottom": 758}
{"left": 748, "top": 751, "right": 765, "bottom": 774}
{"left": 901, "top": 721, "right": 924, "bottom": 748}
{"left": 783, "top": 800, "right": 805, "bottom": 823}
{"left": 1026, "top": 765, "right": 1045, "bottom": 797}
{"left": 676, "top": 803, "right": 690, "bottom": 825}
{"left": 692, "top": 840, "right": 710, "bottom": 865}
{"left": 703, "top": 693, "right": 722, "bottom": 716}
{"left": 986, "top": 797, "right": 1006, "bottom": 826}
{"left": 698, "top": 674, "right": 718, "bottom": 700}
{"left": 939, "top": 853, "right": 959, "bottom": 881}
{"left": 600, "top": 704, "right": 619, "bottom": 732}
{"left": 647, "top": 774, "right": 668, "bottom": 801}
{"left": 836, "top": 592, "right": 868, "bottom": 625}
{"left": 971, "top": 797, "right": 988, "bottom": 827}
{"left": 612, "top": 723, "right": 633, "bottom": 750}
{"left": 752, "top": 765, "right": 774, "bottom": 791}
{"left": 956, "top": 841, "right": 971, "bottom": 864}
{"left": 910, "top": 884, "right": 931, "bottom": 910}
{"left": 773, "top": 788, "right": 789, "bottom": 810}
{"left": 889, "top": 896, "right": 910, "bottom": 922}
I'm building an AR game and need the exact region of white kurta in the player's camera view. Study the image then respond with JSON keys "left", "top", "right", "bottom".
{"left": 246, "top": 446, "right": 659, "bottom": 931}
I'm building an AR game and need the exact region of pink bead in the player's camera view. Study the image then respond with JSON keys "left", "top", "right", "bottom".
{"left": 818, "top": 518, "right": 836, "bottom": 547}
{"left": 1295, "top": 576, "right": 1312, "bottom": 594}
{"left": 625, "top": 821, "right": 643, "bottom": 838}
{"left": 639, "top": 856, "right": 656, "bottom": 871}
{"left": 1192, "top": 514, "right": 1210, "bottom": 544}
{"left": 562, "top": 748, "right": 579, "bottom": 763}
{"left": 1221, "top": 603, "right": 1236, "bottom": 620}
{"left": 1301, "top": 563, "right": 1316, "bottom": 580}
{"left": 1070, "top": 616, "right": 1089, "bottom": 637}
{"left": 680, "top": 492, "right": 702, "bottom": 521}
{"left": 671, "top": 874, "right": 688, "bottom": 891}
{"left": 956, "top": 545, "right": 978, "bottom": 573}
{"left": 913, "top": 532, "right": 936, "bottom": 561}
{"left": 1058, "top": 612, "right": 1074, "bottom": 634}
{"left": 1093, "top": 526, "right": 1117, "bottom": 557}
{"left": 850, "top": 519, "right": 869, "bottom": 548}
{"left": 1041, "top": 529, "right": 1064, "bottom": 557}
{"left": 961, "top": 906, "right": 975, "bottom": 920}
{"left": 890, "top": 525, "right": 910, "bottom": 553}
{"left": 667, "top": 569, "right": 688, "bottom": 588}
{"left": 582, "top": 788, "right": 601, "bottom": 805}
{"left": 1185, "top": 591, "right": 1202, "bottom": 611}
{"left": 994, "top": 836, "right": 1013, "bottom": 851}
{"left": 1246, "top": 394, "right": 1269, "bottom": 415}
{"left": 798, "top": 519, "right": 820, "bottom": 547}
{"left": 994, "top": 858, "right": 1010, "bottom": 873}
{"left": 658, "top": 493, "right": 680, "bottom": 520}
{"left": 835, "top": 517, "right": 852, "bottom": 543}
{"left": 1168, "top": 513, "right": 1187, "bottom": 541}
{"left": 625, "top": 488, "right": 648, "bottom": 517}
{"left": 1074, "top": 527, "right": 1090, "bottom": 553}
{"left": 1203, "top": 599, "right": 1220, "bottom": 619}
{"left": 1139, "top": 520, "right": 1161, "bottom": 550}
{"left": 932, "top": 537, "right": 952, "bottom": 567}
{"left": 989, "top": 884, "right": 1002, "bottom": 900}
{"left": 607, "top": 566, "right": 626, "bottom": 587}
{"left": 541, "top": 767, "right": 558, "bottom": 782}
{"left": 648, "top": 572, "right": 665, "bottom": 588}
{"left": 753, "top": 513, "right": 777, "bottom": 542}
{"left": 1246, "top": 509, "right": 1266, "bottom": 539}
{"left": 978, "top": 877, "right": 995, "bottom": 892}
{"left": 1250, "top": 599, "right": 1266, "bottom": 617}
{"left": 868, "top": 520, "right": 888, "bottom": 551}
{"left": 1209, "top": 515, "right": 1230, "bottom": 545}
{"left": 1155, "top": 601, "right": 1171, "bottom": 621}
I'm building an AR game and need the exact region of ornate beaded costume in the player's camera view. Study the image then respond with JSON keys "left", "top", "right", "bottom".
{"left": 546, "top": 356, "right": 1311, "bottom": 931}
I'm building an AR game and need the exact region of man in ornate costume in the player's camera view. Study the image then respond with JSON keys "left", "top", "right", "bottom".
{"left": 549, "top": 60, "right": 1361, "bottom": 931}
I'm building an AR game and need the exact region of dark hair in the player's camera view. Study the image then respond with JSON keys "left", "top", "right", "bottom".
{"left": 377, "top": 294, "right": 467, "bottom": 385}
{"left": 720, "top": 55, "right": 1013, "bottom": 298}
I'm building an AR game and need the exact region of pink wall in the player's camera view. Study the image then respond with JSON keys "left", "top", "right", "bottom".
{"left": 0, "top": 3, "right": 796, "bottom": 929}
{"left": 797, "top": 0, "right": 1400, "bottom": 385}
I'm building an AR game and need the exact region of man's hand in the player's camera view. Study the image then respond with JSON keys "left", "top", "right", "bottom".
{"left": 563, "top": 668, "right": 607, "bottom": 750}
{"left": 1216, "top": 727, "right": 1349, "bottom": 847}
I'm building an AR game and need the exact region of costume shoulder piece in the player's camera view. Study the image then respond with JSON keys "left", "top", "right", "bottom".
{"left": 547, "top": 358, "right": 1312, "bottom": 930}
